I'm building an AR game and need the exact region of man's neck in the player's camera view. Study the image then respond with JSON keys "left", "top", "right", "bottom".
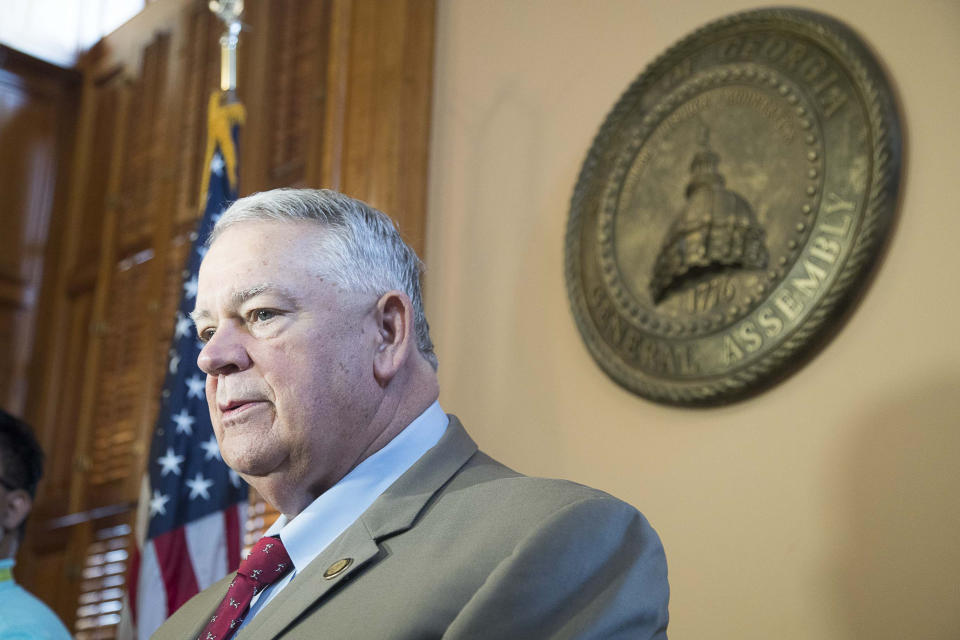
{"left": 252, "top": 377, "right": 440, "bottom": 519}
{"left": 0, "top": 532, "right": 17, "bottom": 559}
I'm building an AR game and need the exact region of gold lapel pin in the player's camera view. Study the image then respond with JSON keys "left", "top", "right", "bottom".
{"left": 323, "top": 558, "right": 353, "bottom": 580}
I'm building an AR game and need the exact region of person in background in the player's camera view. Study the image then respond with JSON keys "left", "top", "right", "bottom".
{"left": 154, "top": 188, "right": 669, "bottom": 639}
{"left": 0, "top": 409, "right": 72, "bottom": 639}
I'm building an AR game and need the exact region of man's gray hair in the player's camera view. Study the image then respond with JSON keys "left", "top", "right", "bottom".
{"left": 208, "top": 188, "right": 437, "bottom": 370}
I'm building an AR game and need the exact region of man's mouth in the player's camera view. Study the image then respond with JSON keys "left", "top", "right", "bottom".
{"left": 218, "top": 399, "right": 268, "bottom": 420}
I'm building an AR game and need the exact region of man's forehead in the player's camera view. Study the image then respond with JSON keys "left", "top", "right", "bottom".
{"left": 201, "top": 221, "right": 328, "bottom": 279}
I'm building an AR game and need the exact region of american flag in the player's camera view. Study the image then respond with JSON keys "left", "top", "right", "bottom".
{"left": 125, "top": 94, "right": 248, "bottom": 638}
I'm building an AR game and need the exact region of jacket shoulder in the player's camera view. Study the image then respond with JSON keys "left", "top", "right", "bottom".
{"left": 451, "top": 449, "right": 639, "bottom": 513}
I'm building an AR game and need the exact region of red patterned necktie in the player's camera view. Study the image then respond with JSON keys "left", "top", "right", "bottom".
{"left": 197, "top": 536, "right": 293, "bottom": 640}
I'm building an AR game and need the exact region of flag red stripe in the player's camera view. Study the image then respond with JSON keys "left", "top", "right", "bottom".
{"left": 225, "top": 503, "right": 241, "bottom": 571}
{"left": 153, "top": 526, "right": 201, "bottom": 615}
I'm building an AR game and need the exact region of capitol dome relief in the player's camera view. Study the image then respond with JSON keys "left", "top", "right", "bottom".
{"left": 649, "top": 128, "right": 769, "bottom": 303}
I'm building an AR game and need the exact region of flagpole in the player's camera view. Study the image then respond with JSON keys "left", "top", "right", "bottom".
{"left": 210, "top": 0, "right": 243, "bottom": 97}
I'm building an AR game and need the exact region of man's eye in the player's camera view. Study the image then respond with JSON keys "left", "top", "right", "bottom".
{"left": 252, "top": 309, "right": 277, "bottom": 322}
{"left": 198, "top": 328, "right": 215, "bottom": 343}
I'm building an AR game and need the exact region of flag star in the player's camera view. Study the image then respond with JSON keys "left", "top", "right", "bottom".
{"left": 186, "top": 473, "right": 214, "bottom": 500}
{"left": 210, "top": 152, "right": 225, "bottom": 175}
{"left": 197, "top": 245, "right": 208, "bottom": 259}
{"left": 174, "top": 312, "right": 193, "bottom": 339}
{"left": 186, "top": 375, "right": 205, "bottom": 400}
{"left": 200, "top": 436, "right": 221, "bottom": 461}
{"left": 229, "top": 469, "right": 242, "bottom": 488}
{"left": 149, "top": 490, "right": 170, "bottom": 516}
{"left": 172, "top": 408, "right": 196, "bottom": 435}
{"left": 157, "top": 447, "right": 185, "bottom": 476}
{"left": 168, "top": 349, "right": 181, "bottom": 375}
{"left": 183, "top": 275, "right": 198, "bottom": 299}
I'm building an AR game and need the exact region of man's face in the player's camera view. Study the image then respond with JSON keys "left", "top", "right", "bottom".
{"left": 193, "top": 221, "right": 383, "bottom": 499}
{"left": 0, "top": 458, "right": 30, "bottom": 555}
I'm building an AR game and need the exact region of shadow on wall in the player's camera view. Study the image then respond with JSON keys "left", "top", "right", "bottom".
{"left": 834, "top": 367, "right": 960, "bottom": 639}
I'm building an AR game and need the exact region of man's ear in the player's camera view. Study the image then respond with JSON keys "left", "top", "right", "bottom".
{"left": 373, "top": 290, "right": 414, "bottom": 386}
{"left": 1, "top": 489, "right": 32, "bottom": 532}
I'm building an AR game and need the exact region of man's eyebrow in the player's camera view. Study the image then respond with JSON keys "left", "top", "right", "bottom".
{"left": 232, "top": 284, "right": 270, "bottom": 307}
{"left": 189, "top": 283, "right": 298, "bottom": 325}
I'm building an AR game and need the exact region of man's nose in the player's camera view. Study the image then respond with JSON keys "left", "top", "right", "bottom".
{"left": 197, "top": 322, "right": 252, "bottom": 375}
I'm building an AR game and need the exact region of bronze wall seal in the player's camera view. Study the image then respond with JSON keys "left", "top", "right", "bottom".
{"left": 565, "top": 8, "right": 901, "bottom": 405}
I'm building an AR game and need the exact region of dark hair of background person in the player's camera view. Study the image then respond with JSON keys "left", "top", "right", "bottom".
{"left": 0, "top": 409, "right": 44, "bottom": 540}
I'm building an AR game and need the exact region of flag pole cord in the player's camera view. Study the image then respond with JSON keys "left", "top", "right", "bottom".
{"left": 199, "top": 1, "right": 246, "bottom": 209}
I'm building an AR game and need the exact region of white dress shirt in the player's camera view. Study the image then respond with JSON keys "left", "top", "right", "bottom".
{"left": 237, "top": 401, "right": 448, "bottom": 631}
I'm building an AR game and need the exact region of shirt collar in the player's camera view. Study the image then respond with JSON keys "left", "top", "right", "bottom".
{"left": 0, "top": 558, "right": 14, "bottom": 585}
{"left": 264, "top": 401, "right": 448, "bottom": 573}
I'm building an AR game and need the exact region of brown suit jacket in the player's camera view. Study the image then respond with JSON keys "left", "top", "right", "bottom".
{"left": 152, "top": 417, "right": 669, "bottom": 639}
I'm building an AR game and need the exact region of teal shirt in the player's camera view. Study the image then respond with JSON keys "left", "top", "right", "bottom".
{"left": 0, "top": 559, "right": 72, "bottom": 640}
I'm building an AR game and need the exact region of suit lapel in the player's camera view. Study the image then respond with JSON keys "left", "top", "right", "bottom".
{"left": 238, "top": 416, "right": 478, "bottom": 639}
{"left": 239, "top": 523, "right": 381, "bottom": 639}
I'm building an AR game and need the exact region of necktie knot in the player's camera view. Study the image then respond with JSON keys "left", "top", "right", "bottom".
{"left": 237, "top": 536, "right": 292, "bottom": 584}
{"left": 198, "top": 536, "right": 292, "bottom": 640}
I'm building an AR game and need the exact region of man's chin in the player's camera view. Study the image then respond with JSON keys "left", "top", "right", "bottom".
{"left": 221, "top": 449, "right": 286, "bottom": 480}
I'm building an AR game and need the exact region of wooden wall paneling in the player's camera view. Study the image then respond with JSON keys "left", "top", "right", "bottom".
{"left": 339, "top": 0, "right": 398, "bottom": 207}
{"left": 233, "top": 0, "right": 268, "bottom": 193}
{"left": 317, "top": 0, "right": 353, "bottom": 192}
{"left": 41, "top": 74, "right": 123, "bottom": 521}
{"left": 115, "top": 35, "right": 171, "bottom": 250}
{"left": 21, "top": 75, "right": 83, "bottom": 463}
{"left": 69, "top": 74, "right": 132, "bottom": 515}
{"left": 32, "top": 291, "right": 95, "bottom": 523}
{"left": 0, "top": 60, "right": 37, "bottom": 413}
{"left": 172, "top": 4, "right": 221, "bottom": 222}
{"left": 337, "top": 0, "right": 435, "bottom": 256}
{"left": 73, "top": 77, "right": 122, "bottom": 279}
{"left": 269, "top": 0, "right": 329, "bottom": 188}
{"left": 393, "top": 0, "right": 435, "bottom": 253}
{"left": 85, "top": 30, "right": 183, "bottom": 510}
{"left": 302, "top": 0, "right": 337, "bottom": 189}
{"left": 87, "top": 255, "right": 152, "bottom": 501}
{"left": 238, "top": 0, "right": 333, "bottom": 193}
{"left": 122, "top": 26, "right": 193, "bottom": 511}
{"left": 0, "top": 48, "right": 79, "bottom": 413}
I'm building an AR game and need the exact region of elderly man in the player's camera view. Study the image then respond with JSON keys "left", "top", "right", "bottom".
{"left": 155, "top": 188, "right": 669, "bottom": 639}
{"left": 0, "top": 410, "right": 72, "bottom": 639}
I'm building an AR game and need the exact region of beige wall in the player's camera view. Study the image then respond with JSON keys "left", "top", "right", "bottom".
{"left": 425, "top": 1, "right": 960, "bottom": 638}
